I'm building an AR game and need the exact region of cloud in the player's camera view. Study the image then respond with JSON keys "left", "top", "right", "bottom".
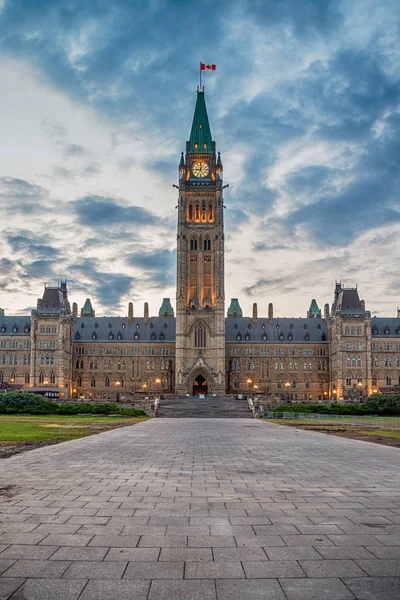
{"left": 127, "top": 248, "right": 176, "bottom": 290}
{"left": 0, "top": 176, "right": 49, "bottom": 214}
{"left": 6, "top": 230, "right": 61, "bottom": 260}
{"left": 73, "top": 195, "right": 158, "bottom": 227}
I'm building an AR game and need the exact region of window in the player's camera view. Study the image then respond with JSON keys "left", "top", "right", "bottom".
{"left": 39, "top": 371, "right": 44, "bottom": 384}
{"left": 190, "top": 237, "right": 198, "bottom": 251}
{"left": 105, "top": 376, "right": 110, "bottom": 388}
{"left": 91, "top": 376, "right": 96, "bottom": 388}
{"left": 204, "top": 237, "right": 211, "bottom": 251}
{"left": 24, "top": 372, "right": 30, "bottom": 384}
{"left": 208, "top": 203, "right": 213, "bottom": 222}
{"left": 77, "top": 375, "right": 82, "bottom": 387}
{"left": 194, "top": 322, "right": 206, "bottom": 348}
{"left": 386, "top": 376, "right": 392, "bottom": 386}
{"left": 195, "top": 203, "right": 200, "bottom": 221}
{"left": 188, "top": 203, "right": 193, "bottom": 221}
{"left": 50, "top": 372, "right": 55, "bottom": 384}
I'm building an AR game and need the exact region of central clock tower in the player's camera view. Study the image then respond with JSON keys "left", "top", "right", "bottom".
{"left": 175, "top": 87, "right": 226, "bottom": 395}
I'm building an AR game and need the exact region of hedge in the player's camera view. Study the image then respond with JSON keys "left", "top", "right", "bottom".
{"left": 0, "top": 392, "right": 147, "bottom": 417}
{"left": 272, "top": 395, "right": 400, "bottom": 416}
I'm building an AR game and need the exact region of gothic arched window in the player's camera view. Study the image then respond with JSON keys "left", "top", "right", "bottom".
{"left": 77, "top": 375, "right": 82, "bottom": 387}
{"left": 195, "top": 203, "right": 200, "bottom": 221}
{"left": 201, "top": 202, "right": 206, "bottom": 222}
{"left": 188, "top": 203, "right": 193, "bottom": 221}
{"left": 208, "top": 203, "right": 214, "bottom": 222}
{"left": 38, "top": 371, "right": 44, "bottom": 384}
{"left": 204, "top": 237, "right": 211, "bottom": 251}
{"left": 194, "top": 322, "right": 206, "bottom": 348}
{"left": 50, "top": 372, "right": 55, "bottom": 384}
{"left": 190, "top": 237, "right": 198, "bottom": 251}
{"left": 105, "top": 376, "right": 110, "bottom": 388}
{"left": 91, "top": 376, "right": 96, "bottom": 388}
{"left": 24, "top": 372, "right": 30, "bottom": 384}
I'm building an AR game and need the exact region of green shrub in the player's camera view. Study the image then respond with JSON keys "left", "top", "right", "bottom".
{"left": 364, "top": 394, "right": 400, "bottom": 415}
{"left": 0, "top": 392, "right": 147, "bottom": 417}
{"left": 271, "top": 396, "right": 400, "bottom": 416}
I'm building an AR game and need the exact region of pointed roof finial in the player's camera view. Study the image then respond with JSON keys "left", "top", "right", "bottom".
{"left": 188, "top": 88, "right": 213, "bottom": 154}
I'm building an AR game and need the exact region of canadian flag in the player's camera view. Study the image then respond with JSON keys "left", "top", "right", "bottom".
{"left": 200, "top": 63, "right": 216, "bottom": 70}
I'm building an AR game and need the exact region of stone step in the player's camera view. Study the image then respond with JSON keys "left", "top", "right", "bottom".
{"left": 156, "top": 396, "right": 253, "bottom": 419}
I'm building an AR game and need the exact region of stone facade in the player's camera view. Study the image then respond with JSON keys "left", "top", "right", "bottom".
{"left": 1, "top": 88, "right": 399, "bottom": 401}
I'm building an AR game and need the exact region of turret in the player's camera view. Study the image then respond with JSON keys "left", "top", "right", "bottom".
{"left": 324, "top": 303, "right": 329, "bottom": 320}
{"left": 227, "top": 298, "right": 242, "bottom": 318}
{"left": 268, "top": 302, "right": 273, "bottom": 323}
{"left": 159, "top": 298, "right": 174, "bottom": 317}
{"left": 128, "top": 302, "right": 133, "bottom": 323}
{"left": 81, "top": 298, "right": 95, "bottom": 318}
{"left": 252, "top": 302, "right": 258, "bottom": 323}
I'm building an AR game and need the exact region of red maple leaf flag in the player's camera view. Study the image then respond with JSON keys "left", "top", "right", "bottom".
{"left": 200, "top": 63, "right": 216, "bottom": 70}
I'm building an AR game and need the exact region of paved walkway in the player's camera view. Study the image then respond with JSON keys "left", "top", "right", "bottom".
{"left": 0, "top": 419, "right": 399, "bottom": 600}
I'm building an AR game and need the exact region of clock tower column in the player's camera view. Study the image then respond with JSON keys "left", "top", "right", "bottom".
{"left": 175, "top": 88, "right": 226, "bottom": 395}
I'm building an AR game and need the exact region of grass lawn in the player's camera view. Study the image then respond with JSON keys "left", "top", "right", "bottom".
{"left": 0, "top": 414, "right": 148, "bottom": 446}
{"left": 265, "top": 419, "right": 400, "bottom": 447}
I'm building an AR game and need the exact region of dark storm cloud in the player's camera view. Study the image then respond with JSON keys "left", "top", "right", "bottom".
{"left": 6, "top": 231, "right": 60, "bottom": 260}
{"left": 69, "top": 258, "right": 136, "bottom": 309}
{"left": 74, "top": 195, "right": 158, "bottom": 227}
{"left": 127, "top": 249, "right": 176, "bottom": 290}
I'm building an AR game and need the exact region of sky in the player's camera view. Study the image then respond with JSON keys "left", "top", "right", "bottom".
{"left": 0, "top": 0, "right": 399, "bottom": 319}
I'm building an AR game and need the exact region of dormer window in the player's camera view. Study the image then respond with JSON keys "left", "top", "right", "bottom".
{"left": 122, "top": 323, "right": 126, "bottom": 329}
{"left": 289, "top": 323, "right": 293, "bottom": 329}
{"left": 160, "top": 332, "right": 165, "bottom": 341}
{"left": 262, "top": 324, "right": 265, "bottom": 329}
{"left": 236, "top": 333, "right": 242, "bottom": 341}
{"left": 248, "top": 324, "right": 251, "bottom": 329}
{"left": 317, "top": 324, "right": 321, "bottom": 329}
{"left": 81, "top": 322, "right": 84, "bottom": 329}
{"left": 287, "top": 333, "right": 293, "bottom": 341}
{"left": 94, "top": 323, "right": 98, "bottom": 329}
{"left": 1, "top": 325, "right": 6, "bottom": 333}
{"left": 304, "top": 324, "right": 307, "bottom": 329}
{"left": 279, "top": 332, "right": 284, "bottom": 341}
{"left": 92, "top": 332, "right": 97, "bottom": 340}
{"left": 396, "top": 326, "right": 400, "bottom": 335}
{"left": 305, "top": 333, "right": 310, "bottom": 341}
{"left": 384, "top": 326, "right": 390, "bottom": 335}
{"left": 108, "top": 332, "right": 114, "bottom": 340}
{"left": 12, "top": 324, "right": 18, "bottom": 333}
{"left": 108, "top": 323, "right": 112, "bottom": 329}
{"left": 75, "top": 332, "right": 80, "bottom": 340}
{"left": 164, "top": 323, "right": 168, "bottom": 329}
{"left": 151, "top": 332, "right": 156, "bottom": 340}
{"left": 321, "top": 332, "right": 327, "bottom": 341}
{"left": 150, "top": 323, "right": 154, "bottom": 329}
{"left": 276, "top": 323, "right": 280, "bottom": 329}
{"left": 245, "top": 332, "right": 250, "bottom": 341}
{"left": 24, "top": 325, "right": 30, "bottom": 333}
{"left": 262, "top": 333, "right": 267, "bottom": 341}
{"left": 372, "top": 326, "right": 378, "bottom": 335}
{"left": 117, "top": 332, "right": 122, "bottom": 340}
{"left": 234, "top": 323, "right": 238, "bottom": 329}
{"left": 134, "top": 332, "right": 139, "bottom": 340}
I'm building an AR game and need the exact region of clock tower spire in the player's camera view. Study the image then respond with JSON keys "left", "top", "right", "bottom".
{"left": 175, "top": 87, "right": 226, "bottom": 395}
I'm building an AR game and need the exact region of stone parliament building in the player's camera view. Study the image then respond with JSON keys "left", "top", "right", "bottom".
{"left": 1, "top": 89, "right": 400, "bottom": 402}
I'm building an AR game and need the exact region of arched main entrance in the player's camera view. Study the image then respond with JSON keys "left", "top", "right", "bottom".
{"left": 193, "top": 374, "right": 208, "bottom": 396}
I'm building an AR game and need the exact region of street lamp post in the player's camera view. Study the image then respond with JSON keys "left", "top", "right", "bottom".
{"left": 285, "top": 381, "right": 290, "bottom": 403}
{"left": 155, "top": 377, "right": 161, "bottom": 399}
{"left": 246, "top": 378, "right": 252, "bottom": 397}
{"left": 115, "top": 380, "right": 121, "bottom": 402}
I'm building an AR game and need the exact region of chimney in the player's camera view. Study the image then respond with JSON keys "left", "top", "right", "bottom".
{"left": 360, "top": 299, "right": 365, "bottom": 312}
{"left": 128, "top": 302, "right": 133, "bottom": 323}
{"left": 324, "top": 303, "right": 329, "bottom": 320}
{"left": 144, "top": 302, "right": 149, "bottom": 324}
{"left": 268, "top": 302, "right": 273, "bottom": 323}
{"left": 72, "top": 302, "right": 78, "bottom": 320}
{"left": 252, "top": 302, "right": 258, "bottom": 323}
{"left": 37, "top": 298, "right": 42, "bottom": 308}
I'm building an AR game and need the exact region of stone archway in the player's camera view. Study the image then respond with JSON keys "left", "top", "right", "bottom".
{"left": 193, "top": 374, "right": 208, "bottom": 396}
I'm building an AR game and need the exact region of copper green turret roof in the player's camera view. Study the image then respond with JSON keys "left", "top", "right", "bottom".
{"left": 81, "top": 298, "right": 95, "bottom": 317}
{"left": 159, "top": 298, "right": 174, "bottom": 317}
{"left": 227, "top": 298, "right": 243, "bottom": 317}
{"left": 308, "top": 299, "right": 321, "bottom": 318}
{"left": 188, "top": 89, "right": 213, "bottom": 153}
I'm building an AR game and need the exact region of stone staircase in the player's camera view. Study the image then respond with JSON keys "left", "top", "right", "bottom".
{"left": 156, "top": 395, "right": 254, "bottom": 418}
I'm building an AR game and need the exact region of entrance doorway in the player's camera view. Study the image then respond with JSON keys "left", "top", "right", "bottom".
{"left": 193, "top": 374, "right": 208, "bottom": 396}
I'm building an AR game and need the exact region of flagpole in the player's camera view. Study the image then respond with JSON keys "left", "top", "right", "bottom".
{"left": 199, "top": 62, "right": 202, "bottom": 91}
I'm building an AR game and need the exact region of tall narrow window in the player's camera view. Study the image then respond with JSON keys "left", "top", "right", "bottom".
{"left": 24, "top": 372, "right": 30, "bottom": 384}
{"left": 201, "top": 202, "right": 206, "bottom": 222}
{"left": 91, "top": 376, "right": 96, "bottom": 388}
{"left": 39, "top": 371, "right": 44, "bottom": 384}
{"left": 105, "top": 376, "right": 110, "bottom": 388}
{"left": 194, "top": 322, "right": 206, "bottom": 348}
{"left": 190, "top": 237, "right": 197, "bottom": 251}
{"left": 188, "top": 203, "right": 193, "bottom": 221}
{"left": 195, "top": 203, "right": 200, "bottom": 221}
{"left": 204, "top": 237, "right": 211, "bottom": 251}
{"left": 50, "top": 372, "right": 55, "bottom": 384}
{"left": 208, "top": 202, "right": 213, "bottom": 222}
{"left": 189, "top": 254, "right": 198, "bottom": 302}
{"left": 203, "top": 255, "right": 212, "bottom": 303}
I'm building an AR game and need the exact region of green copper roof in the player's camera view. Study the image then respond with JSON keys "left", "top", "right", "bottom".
{"left": 308, "top": 299, "right": 321, "bottom": 316}
{"left": 159, "top": 298, "right": 174, "bottom": 317}
{"left": 188, "top": 89, "right": 213, "bottom": 153}
{"left": 81, "top": 298, "right": 94, "bottom": 317}
{"left": 227, "top": 298, "right": 243, "bottom": 317}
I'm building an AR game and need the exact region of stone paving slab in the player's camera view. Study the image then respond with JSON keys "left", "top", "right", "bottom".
{"left": 0, "top": 418, "right": 399, "bottom": 599}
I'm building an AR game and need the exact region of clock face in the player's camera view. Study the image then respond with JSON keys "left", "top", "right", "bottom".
{"left": 192, "top": 161, "right": 209, "bottom": 178}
